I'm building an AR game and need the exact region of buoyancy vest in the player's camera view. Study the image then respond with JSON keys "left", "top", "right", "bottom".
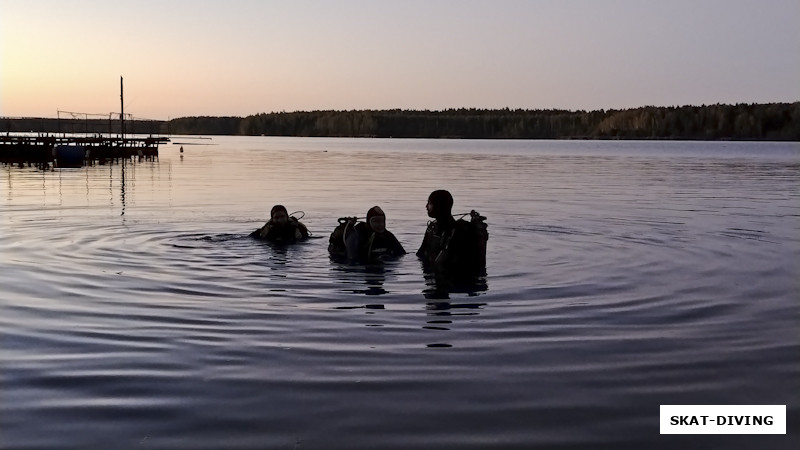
{"left": 355, "top": 223, "right": 405, "bottom": 261}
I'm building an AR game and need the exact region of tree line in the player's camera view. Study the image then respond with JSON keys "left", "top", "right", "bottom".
{"left": 4, "top": 102, "right": 798, "bottom": 140}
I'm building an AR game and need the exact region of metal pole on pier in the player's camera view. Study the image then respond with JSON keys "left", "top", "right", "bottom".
{"left": 120, "top": 76, "right": 125, "bottom": 141}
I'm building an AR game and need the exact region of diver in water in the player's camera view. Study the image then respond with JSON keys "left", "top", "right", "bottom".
{"left": 251, "top": 204, "right": 309, "bottom": 243}
{"left": 416, "top": 190, "right": 488, "bottom": 273}
{"left": 329, "top": 206, "right": 405, "bottom": 262}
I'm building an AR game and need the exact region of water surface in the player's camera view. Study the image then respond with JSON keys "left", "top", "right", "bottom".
{"left": 1, "top": 137, "right": 798, "bottom": 449}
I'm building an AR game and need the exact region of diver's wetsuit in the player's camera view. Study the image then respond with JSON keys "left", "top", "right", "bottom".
{"left": 351, "top": 222, "right": 406, "bottom": 262}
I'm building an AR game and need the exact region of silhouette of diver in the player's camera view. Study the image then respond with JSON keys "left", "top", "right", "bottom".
{"left": 250, "top": 204, "right": 309, "bottom": 243}
{"left": 416, "top": 190, "right": 487, "bottom": 274}
{"left": 329, "top": 206, "right": 405, "bottom": 262}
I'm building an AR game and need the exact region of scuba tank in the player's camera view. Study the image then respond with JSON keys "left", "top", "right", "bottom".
{"left": 328, "top": 216, "right": 359, "bottom": 257}
{"left": 469, "top": 210, "right": 488, "bottom": 269}
{"left": 426, "top": 210, "right": 488, "bottom": 271}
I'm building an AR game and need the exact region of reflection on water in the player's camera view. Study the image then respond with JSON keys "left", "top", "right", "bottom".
{"left": 356, "top": 264, "right": 390, "bottom": 296}
{"left": 1, "top": 137, "right": 799, "bottom": 450}
{"left": 329, "top": 261, "right": 396, "bottom": 296}
{"left": 2, "top": 155, "right": 170, "bottom": 219}
{"left": 422, "top": 266, "right": 489, "bottom": 300}
{"left": 119, "top": 159, "right": 127, "bottom": 215}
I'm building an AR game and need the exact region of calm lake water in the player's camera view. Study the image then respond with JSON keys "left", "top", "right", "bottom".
{"left": 1, "top": 137, "right": 798, "bottom": 449}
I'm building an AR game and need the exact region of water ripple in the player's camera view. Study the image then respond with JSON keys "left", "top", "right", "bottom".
{"left": 2, "top": 139, "right": 798, "bottom": 449}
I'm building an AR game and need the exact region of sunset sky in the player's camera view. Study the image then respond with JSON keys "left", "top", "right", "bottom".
{"left": 2, "top": 0, "right": 798, "bottom": 119}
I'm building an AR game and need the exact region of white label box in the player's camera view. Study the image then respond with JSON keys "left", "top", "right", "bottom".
{"left": 660, "top": 405, "right": 786, "bottom": 434}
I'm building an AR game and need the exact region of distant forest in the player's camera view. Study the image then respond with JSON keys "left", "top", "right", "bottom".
{"left": 4, "top": 102, "right": 799, "bottom": 140}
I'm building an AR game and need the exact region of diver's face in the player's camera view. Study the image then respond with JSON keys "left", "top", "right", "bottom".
{"left": 369, "top": 216, "right": 386, "bottom": 233}
{"left": 426, "top": 199, "right": 435, "bottom": 218}
{"left": 272, "top": 210, "right": 289, "bottom": 226}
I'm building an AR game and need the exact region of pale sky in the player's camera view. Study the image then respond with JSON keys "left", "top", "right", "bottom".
{"left": 2, "top": 0, "right": 798, "bottom": 119}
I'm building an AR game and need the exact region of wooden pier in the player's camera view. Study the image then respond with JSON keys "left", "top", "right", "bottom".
{"left": 0, "top": 134, "right": 169, "bottom": 166}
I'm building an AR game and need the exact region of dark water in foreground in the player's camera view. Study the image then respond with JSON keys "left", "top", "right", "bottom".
{"left": 1, "top": 137, "right": 798, "bottom": 449}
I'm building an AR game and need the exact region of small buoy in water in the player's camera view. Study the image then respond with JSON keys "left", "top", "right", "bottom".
{"left": 180, "top": 146, "right": 184, "bottom": 153}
